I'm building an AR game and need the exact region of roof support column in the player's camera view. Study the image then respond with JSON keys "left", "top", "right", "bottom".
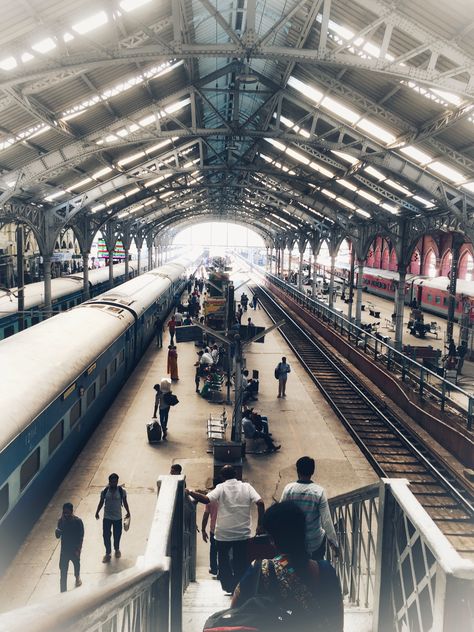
{"left": 394, "top": 266, "right": 408, "bottom": 351}
{"left": 147, "top": 234, "right": 153, "bottom": 271}
{"left": 347, "top": 245, "right": 356, "bottom": 322}
{"left": 135, "top": 231, "right": 145, "bottom": 275}
{"left": 103, "top": 224, "right": 118, "bottom": 289}
{"left": 297, "top": 237, "right": 307, "bottom": 292}
{"left": 355, "top": 259, "right": 365, "bottom": 327}
{"left": 82, "top": 251, "right": 90, "bottom": 300}
{"left": 310, "top": 237, "right": 322, "bottom": 298}
{"left": 16, "top": 224, "right": 25, "bottom": 331}
{"left": 43, "top": 253, "right": 52, "bottom": 318}
{"left": 446, "top": 235, "right": 463, "bottom": 345}
{"left": 328, "top": 252, "right": 336, "bottom": 310}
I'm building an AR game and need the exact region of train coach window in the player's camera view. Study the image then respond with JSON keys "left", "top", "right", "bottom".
{"left": 32, "top": 316, "right": 39, "bottom": 325}
{"left": 70, "top": 400, "right": 82, "bottom": 428}
{"left": 100, "top": 369, "right": 107, "bottom": 390}
{"left": 428, "top": 294, "right": 432, "bottom": 302}
{"left": 119, "top": 349, "right": 125, "bottom": 365}
{"left": 4, "top": 326, "right": 14, "bottom": 338}
{"left": 435, "top": 296, "right": 441, "bottom": 304}
{"left": 87, "top": 383, "right": 96, "bottom": 408}
{"left": 110, "top": 358, "right": 117, "bottom": 377}
{"left": 20, "top": 448, "right": 40, "bottom": 491}
{"left": 0, "top": 483, "right": 8, "bottom": 519}
{"left": 49, "top": 420, "right": 64, "bottom": 456}
{"left": 60, "top": 302, "right": 68, "bottom": 312}
{"left": 443, "top": 297, "right": 448, "bottom": 305}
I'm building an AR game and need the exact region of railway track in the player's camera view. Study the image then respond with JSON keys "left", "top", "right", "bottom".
{"left": 255, "top": 282, "right": 474, "bottom": 559}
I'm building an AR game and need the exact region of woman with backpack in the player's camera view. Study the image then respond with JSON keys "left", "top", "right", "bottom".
{"left": 204, "top": 501, "right": 343, "bottom": 632}
{"left": 152, "top": 379, "right": 178, "bottom": 440}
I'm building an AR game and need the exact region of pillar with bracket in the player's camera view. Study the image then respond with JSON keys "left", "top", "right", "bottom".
{"left": 82, "top": 251, "right": 90, "bottom": 300}
{"left": 394, "top": 265, "right": 408, "bottom": 351}
{"left": 355, "top": 260, "right": 365, "bottom": 327}
{"left": 43, "top": 253, "right": 52, "bottom": 318}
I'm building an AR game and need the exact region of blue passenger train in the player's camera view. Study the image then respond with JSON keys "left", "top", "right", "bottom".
{"left": 0, "top": 253, "right": 200, "bottom": 573}
{"left": 0, "top": 261, "right": 145, "bottom": 340}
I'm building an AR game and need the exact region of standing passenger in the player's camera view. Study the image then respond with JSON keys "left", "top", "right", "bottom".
{"left": 275, "top": 356, "right": 291, "bottom": 398}
{"left": 55, "top": 502, "right": 84, "bottom": 592}
{"left": 187, "top": 465, "right": 265, "bottom": 594}
{"left": 202, "top": 500, "right": 219, "bottom": 577}
{"left": 95, "top": 473, "right": 131, "bottom": 563}
{"left": 167, "top": 345, "right": 179, "bottom": 381}
{"left": 252, "top": 294, "right": 258, "bottom": 310}
{"left": 154, "top": 317, "right": 163, "bottom": 348}
{"left": 168, "top": 316, "right": 176, "bottom": 344}
{"left": 280, "top": 456, "right": 338, "bottom": 561}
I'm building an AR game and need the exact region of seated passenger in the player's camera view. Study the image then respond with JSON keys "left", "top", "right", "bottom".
{"left": 230, "top": 502, "right": 343, "bottom": 632}
{"left": 242, "top": 415, "right": 280, "bottom": 453}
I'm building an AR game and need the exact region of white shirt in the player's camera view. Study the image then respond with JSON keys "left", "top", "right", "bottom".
{"left": 200, "top": 352, "right": 214, "bottom": 365}
{"left": 211, "top": 348, "right": 219, "bottom": 363}
{"left": 207, "top": 479, "right": 261, "bottom": 541}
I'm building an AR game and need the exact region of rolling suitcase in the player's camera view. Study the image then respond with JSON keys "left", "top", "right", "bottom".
{"left": 147, "top": 420, "right": 162, "bottom": 443}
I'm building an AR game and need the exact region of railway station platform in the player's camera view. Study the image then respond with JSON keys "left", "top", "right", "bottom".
{"left": 312, "top": 281, "right": 474, "bottom": 395}
{"left": 0, "top": 283, "right": 377, "bottom": 613}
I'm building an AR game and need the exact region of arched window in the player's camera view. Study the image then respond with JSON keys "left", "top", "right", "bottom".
{"left": 389, "top": 248, "right": 398, "bottom": 272}
{"left": 425, "top": 250, "right": 437, "bottom": 277}
{"left": 440, "top": 251, "right": 452, "bottom": 276}
{"left": 410, "top": 249, "right": 420, "bottom": 274}
{"left": 459, "top": 251, "right": 474, "bottom": 281}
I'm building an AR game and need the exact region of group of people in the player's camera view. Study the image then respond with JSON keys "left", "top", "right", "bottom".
{"left": 445, "top": 338, "right": 468, "bottom": 373}
{"left": 55, "top": 473, "right": 131, "bottom": 592}
{"left": 188, "top": 457, "right": 343, "bottom": 630}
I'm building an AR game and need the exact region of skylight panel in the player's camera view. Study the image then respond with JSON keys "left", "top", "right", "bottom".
{"left": 107, "top": 194, "right": 125, "bottom": 205}
{"left": 44, "top": 190, "right": 65, "bottom": 202}
{"left": 120, "top": 0, "right": 152, "bottom": 12}
{"left": 337, "top": 197, "right": 356, "bottom": 210}
{"left": 462, "top": 182, "right": 474, "bottom": 193}
{"left": 381, "top": 203, "right": 399, "bottom": 214}
{"left": 286, "top": 147, "right": 309, "bottom": 165}
{"left": 309, "top": 162, "right": 334, "bottom": 178}
{"left": 332, "top": 150, "right": 358, "bottom": 165}
{"left": 160, "top": 191, "right": 173, "bottom": 200}
{"left": 67, "top": 177, "right": 93, "bottom": 191}
{"left": 0, "top": 57, "right": 17, "bottom": 71}
{"left": 72, "top": 11, "right": 108, "bottom": 34}
{"left": 364, "top": 166, "right": 385, "bottom": 181}
{"left": 358, "top": 190, "right": 380, "bottom": 204}
{"left": 321, "top": 96, "right": 359, "bottom": 124}
{"left": 265, "top": 138, "right": 286, "bottom": 152}
{"left": 430, "top": 89, "right": 463, "bottom": 107}
{"left": 118, "top": 151, "right": 145, "bottom": 167}
{"left": 287, "top": 76, "right": 323, "bottom": 104}
{"left": 63, "top": 33, "right": 74, "bottom": 42}
{"left": 399, "top": 145, "right": 432, "bottom": 165}
{"left": 32, "top": 37, "right": 56, "bottom": 53}
{"left": 356, "top": 119, "right": 396, "bottom": 144}
{"left": 321, "top": 189, "right": 336, "bottom": 199}
{"left": 21, "top": 52, "right": 34, "bottom": 63}
{"left": 384, "top": 179, "right": 412, "bottom": 196}
{"left": 125, "top": 187, "right": 140, "bottom": 196}
{"left": 356, "top": 209, "right": 371, "bottom": 218}
{"left": 428, "top": 161, "right": 466, "bottom": 183}
{"left": 412, "top": 195, "right": 435, "bottom": 208}
{"left": 91, "top": 203, "right": 106, "bottom": 213}
{"left": 337, "top": 179, "right": 357, "bottom": 192}
{"left": 93, "top": 167, "right": 113, "bottom": 178}
{"left": 146, "top": 139, "right": 174, "bottom": 154}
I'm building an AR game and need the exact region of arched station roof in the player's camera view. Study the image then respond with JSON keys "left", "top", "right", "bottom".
{"left": 0, "top": 0, "right": 474, "bottom": 252}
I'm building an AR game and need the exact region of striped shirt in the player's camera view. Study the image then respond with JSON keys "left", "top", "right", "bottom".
{"left": 280, "top": 481, "right": 337, "bottom": 553}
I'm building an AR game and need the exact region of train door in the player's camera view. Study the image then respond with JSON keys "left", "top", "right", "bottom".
{"left": 416, "top": 282, "right": 423, "bottom": 306}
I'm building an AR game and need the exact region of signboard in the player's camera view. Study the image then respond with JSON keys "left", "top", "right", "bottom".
{"left": 97, "top": 238, "right": 126, "bottom": 260}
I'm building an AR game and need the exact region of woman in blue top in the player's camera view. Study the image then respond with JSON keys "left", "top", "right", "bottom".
{"left": 231, "top": 502, "right": 343, "bottom": 632}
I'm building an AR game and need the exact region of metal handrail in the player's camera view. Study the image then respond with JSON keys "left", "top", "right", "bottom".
{"left": 261, "top": 270, "right": 473, "bottom": 429}
{"left": 0, "top": 475, "right": 195, "bottom": 632}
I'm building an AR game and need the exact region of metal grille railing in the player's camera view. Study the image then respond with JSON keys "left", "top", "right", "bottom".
{"left": 263, "top": 271, "right": 473, "bottom": 430}
{"left": 329, "top": 483, "right": 380, "bottom": 610}
{"left": 0, "top": 476, "right": 196, "bottom": 632}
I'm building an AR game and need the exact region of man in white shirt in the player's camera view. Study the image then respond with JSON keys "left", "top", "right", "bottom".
{"left": 280, "top": 456, "right": 338, "bottom": 560}
{"left": 187, "top": 465, "right": 265, "bottom": 593}
{"left": 200, "top": 348, "right": 214, "bottom": 366}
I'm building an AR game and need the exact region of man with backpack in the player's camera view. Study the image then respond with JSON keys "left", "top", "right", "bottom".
{"left": 274, "top": 356, "right": 291, "bottom": 398}
{"left": 95, "top": 473, "right": 131, "bottom": 563}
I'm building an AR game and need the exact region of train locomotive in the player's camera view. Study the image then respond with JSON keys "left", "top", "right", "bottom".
{"left": 0, "top": 253, "right": 200, "bottom": 573}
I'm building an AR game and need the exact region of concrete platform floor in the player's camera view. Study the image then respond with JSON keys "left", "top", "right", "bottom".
{"left": 0, "top": 283, "right": 377, "bottom": 615}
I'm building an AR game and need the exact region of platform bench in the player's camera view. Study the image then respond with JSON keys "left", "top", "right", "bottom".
{"left": 207, "top": 412, "right": 227, "bottom": 442}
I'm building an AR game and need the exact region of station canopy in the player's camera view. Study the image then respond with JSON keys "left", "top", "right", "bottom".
{"left": 0, "top": 0, "right": 474, "bottom": 247}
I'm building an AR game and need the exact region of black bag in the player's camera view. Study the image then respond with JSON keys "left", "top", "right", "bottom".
{"left": 147, "top": 421, "right": 162, "bottom": 443}
{"left": 274, "top": 363, "right": 281, "bottom": 380}
{"left": 203, "top": 561, "right": 296, "bottom": 632}
{"left": 163, "top": 392, "right": 179, "bottom": 407}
